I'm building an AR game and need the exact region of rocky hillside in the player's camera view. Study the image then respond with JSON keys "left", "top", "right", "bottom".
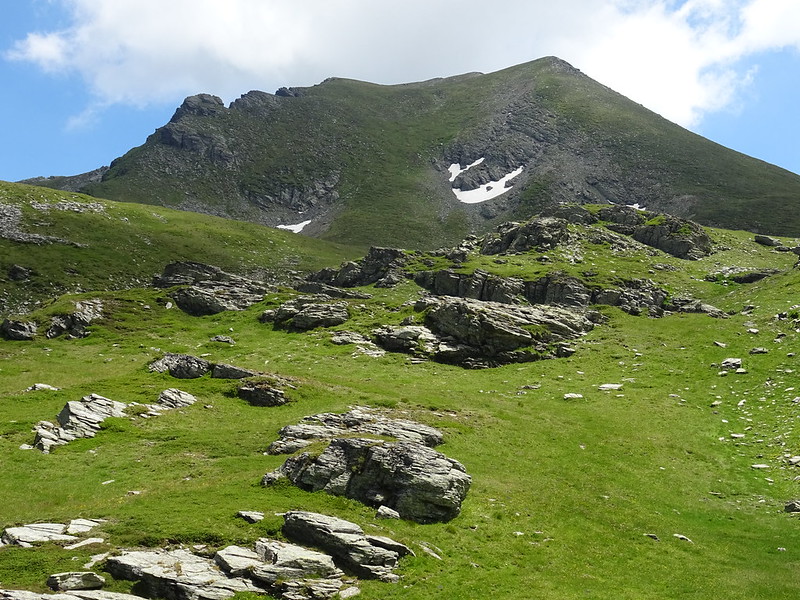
{"left": 25, "top": 57, "right": 800, "bottom": 249}
{"left": 2, "top": 198, "right": 800, "bottom": 598}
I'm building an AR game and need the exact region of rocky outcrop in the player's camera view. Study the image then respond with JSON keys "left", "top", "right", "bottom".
{"left": 413, "top": 269, "right": 525, "bottom": 304}
{"left": 308, "top": 247, "right": 409, "bottom": 288}
{"left": 264, "top": 437, "right": 471, "bottom": 523}
{"left": 153, "top": 262, "right": 267, "bottom": 316}
{"left": 373, "top": 295, "right": 593, "bottom": 367}
{"left": 1, "top": 519, "right": 104, "bottom": 548}
{"left": 46, "top": 299, "right": 103, "bottom": 339}
{"left": 282, "top": 511, "right": 413, "bottom": 581}
{"left": 480, "top": 216, "right": 570, "bottom": 255}
{"left": 266, "top": 407, "right": 443, "bottom": 455}
{"left": 33, "top": 394, "right": 128, "bottom": 453}
{"left": 599, "top": 207, "right": 712, "bottom": 259}
{"left": 260, "top": 295, "right": 350, "bottom": 330}
{"left": 0, "top": 319, "right": 37, "bottom": 341}
{"left": 237, "top": 381, "right": 289, "bottom": 407}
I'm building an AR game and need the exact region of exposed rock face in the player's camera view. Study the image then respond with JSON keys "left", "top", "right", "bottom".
{"left": 153, "top": 262, "right": 267, "bottom": 316}
{"left": 282, "top": 511, "right": 412, "bottom": 581}
{"left": 266, "top": 407, "right": 444, "bottom": 455}
{"left": 33, "top": 394, "right": 127, "bottom": 453}
{"left": 46, "top": 299, "right": 103, "bottom": 339}
{"left": 480, "top": 216, "right": 570, "bottom": 254}
{"left": 264, "top": 437, "right": 471, "bottom": 523}
{"left": 308, "top": 247, "right": 409, "bottom": 288}
{"left": 261, "top": 295, "right": 350, "bottom": 330}
{"left": 0, "top": 319, "right": 37, "bottom": 341}
{"left": 413, "top": 269, "right": 525, "bottom": 304}
{"left": 0, "top": 591, "right": 140, "bottom": 600}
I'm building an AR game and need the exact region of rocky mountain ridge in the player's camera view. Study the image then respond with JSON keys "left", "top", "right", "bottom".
{"left": 23, "top": 57, "right": 800, "bottom": 249}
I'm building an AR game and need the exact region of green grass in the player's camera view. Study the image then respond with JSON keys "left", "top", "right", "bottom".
{"left": 2, "top": 214, "right": 800, "bottom": 598}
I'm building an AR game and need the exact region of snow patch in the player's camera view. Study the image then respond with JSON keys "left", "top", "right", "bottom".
{"left": 451, "top": 166, "right": 524, "bottom": 204}
{"left": 277, "top": 219, "right": 312, "bottom": 233}
{"left": 626, "top": 203, "right": 646, "bottom": 210}
{"left": 448, "top": 157, "right": 485, "bottom": 182}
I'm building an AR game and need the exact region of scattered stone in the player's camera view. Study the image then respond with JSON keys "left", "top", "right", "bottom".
{"left": 415, "top": 541, "right": 443, "bottom": 560}
{"left": 210, "top": 335, "right": 236, "bottom": 344}
{"left": 264, "top": 437, "right": 471, "bottom": 523}
{"left": 66, "top": 519, "right": 106, "bottom": 535}
{"left": 713, "top": 341, "right": 727, "bottom": 348}
{"left": 237, "top": 511, "right": 265, "bottom": 524}
{"left": 564, "top": 393, "right": 584, "bottom": 400}
{"left": 338, "top": 587, "right": 361, "bottom": 599}
{"left": 47, "top": 572, "right": 105, "bottom": 592}
{"left": 788, "top": 456, "right": 800, "bottom": 466}
{"left": 720, "top": 358, "right": 743, "bottom": 370}
{"left": 754, "top": 234, "right": 782, "bottom": 247}
{"left": 25, "top": 384, "right": 60, "bottom": 392}
{"left": 598, "top": 384, "right": 623, "bottom": 391}
{"left": 0, "top": 319, "right": 38, "bottom": 341}
{"left": 749, "top": 347, "right": 769, "bottom": 355}
{"left": 64, "top": 538, "right": 105, "bottom": 550}
{"left": 673, "top": 534, "right": 693, "bottom": 543}
{"left": 155, "top": 389, "right": 197, "bottom": 410}
{"left": 376, "top": 506, "right": 400, "bottom": 520}
{"left": 730, "top": 433, "right": 745, "bottom": 439}
{"left": 751, "top": 464, "right": 770, "bottom": 469}
{"left": 643, "top": 533, "right": 660, "bottom": 541}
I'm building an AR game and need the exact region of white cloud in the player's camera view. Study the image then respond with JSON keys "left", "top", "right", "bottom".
{"left": 5, "top": 0, "right": 800, "bottom": 128}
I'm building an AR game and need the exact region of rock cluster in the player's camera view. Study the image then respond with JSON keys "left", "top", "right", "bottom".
{"left": 153, "top": 262, "right": 267, "bottom": 316}
{"left": 263, "top": 408, "right": 470, "bottom": 523}
{"left": 31, "top": 390, "right": 197, "bottom": 453}
{"left": 100, "top": 511, "right": 410, "bottom": 600}
{"left": 1, "top": 519, "right": 104, "bottom": 548}
{"left": 0, "top": 319, "right": 37, "bottom": 340}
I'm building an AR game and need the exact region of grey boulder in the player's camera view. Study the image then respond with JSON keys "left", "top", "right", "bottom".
{"left": 47, "top": 572, "right": 105, "bottom": 592}
{"left": 0, "top": 319, "right": 37, "bottom": 341}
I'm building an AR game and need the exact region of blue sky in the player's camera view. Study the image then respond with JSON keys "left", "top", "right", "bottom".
{"left": 1, "top": 0, "right": 799, "bottom": 182}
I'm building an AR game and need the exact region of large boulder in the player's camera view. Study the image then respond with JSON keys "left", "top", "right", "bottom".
{"left": 149, "top": 353, "right": 212, "bottom": 379}
{"left": 264, "top": 437, "right": 471, "bottom": 523}
{"left": 47, "top": 573, "right": 105, "bottom": 592}
{"left": 282, "top": 512, "right": 412, "bottom": 581}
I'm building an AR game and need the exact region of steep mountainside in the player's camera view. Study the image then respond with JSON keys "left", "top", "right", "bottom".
{"left": 26, "top": 57, "right": 800, "bottom": 249}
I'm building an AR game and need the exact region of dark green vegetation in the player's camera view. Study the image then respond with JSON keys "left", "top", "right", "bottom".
{"left": 0, "top": 181, "right": 356, "bottom": 314}
{"left": 2, "top": 183, "right": 800, "bottom": 598}
{"left": 23, "top": 57, "right": 800, "bottom": 249}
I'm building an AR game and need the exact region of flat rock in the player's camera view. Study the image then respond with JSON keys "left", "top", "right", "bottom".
{"left": 236, "top": 511, "right": 264, "bottom": 523}
{"left": 1, "top": 523, "right": 77, "bottom": 547}
{"left": 47, "top": 572, "right": 105, "bottom": 592}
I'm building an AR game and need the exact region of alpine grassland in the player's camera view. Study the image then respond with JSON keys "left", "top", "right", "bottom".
{"left": 2, "top": 186, "right": 800, "bottom": 598}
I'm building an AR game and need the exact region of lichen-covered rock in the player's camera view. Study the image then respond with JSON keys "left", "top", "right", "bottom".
{"left": 149, "top": 353, "right": 211, "bottom": 379}
{"left": 265, "top": 437, "right": 471, "bottom": 523}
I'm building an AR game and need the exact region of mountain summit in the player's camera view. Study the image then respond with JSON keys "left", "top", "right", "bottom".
{"left": 28, "top": 56, "right": 800, "bottom": 248}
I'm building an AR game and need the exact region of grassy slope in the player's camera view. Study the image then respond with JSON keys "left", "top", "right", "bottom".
{"left": 0, "top": 181, "right": 358, "bottom": 315}
{"left": 1, "top": 216, "right": 800, "bottom": 598}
